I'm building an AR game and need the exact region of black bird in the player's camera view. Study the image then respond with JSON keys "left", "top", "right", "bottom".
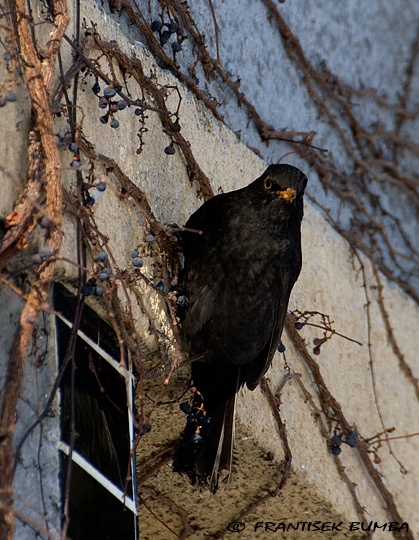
{"left": 173, "top": 164, "right": 307, "bottom": 492}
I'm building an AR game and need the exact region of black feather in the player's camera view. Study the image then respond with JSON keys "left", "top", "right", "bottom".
{"left": 173, "top": 164, "right": 307, "bottom": 491}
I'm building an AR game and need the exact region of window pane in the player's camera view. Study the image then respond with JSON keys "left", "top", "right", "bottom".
{"left": 54, "top": 284, "right": 137, "bottom": 539}
{"left": 61, "top": 459, "right": 135, "bottom": 540}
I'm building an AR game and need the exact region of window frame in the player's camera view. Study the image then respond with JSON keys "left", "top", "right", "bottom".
{"left": 55, "top": 305, "right": 139, "bottom": 539}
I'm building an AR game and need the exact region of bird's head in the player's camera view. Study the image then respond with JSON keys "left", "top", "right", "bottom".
{"left": 258, "top": 164, "right": 307, "bottom": 204}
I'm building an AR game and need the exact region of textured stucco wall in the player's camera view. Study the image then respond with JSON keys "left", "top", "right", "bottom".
{"left": 178, "top": 0, "right": 419, "bottom": 297}
{"left": 1, "top": 1, "right": 418, "bottom": 539}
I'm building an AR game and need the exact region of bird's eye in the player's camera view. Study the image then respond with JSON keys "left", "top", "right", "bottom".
{"left": 264, "top": 177, "right": 273, "bottom": 190}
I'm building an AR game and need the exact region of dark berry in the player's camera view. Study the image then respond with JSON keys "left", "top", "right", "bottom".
{"left": 0, "top": 96, "right": 6, "bottom": 107}
{"left": 81, "top": 284, "right": 95, "bottom": 296}
{"left": 131, "top": 249, "right": 139, "bottom": 258}
{"left": 68, "top": 142, "right": 79, "bottom": 153}
{"left": 96, "top": 251, "right": 108, "bottom": 262}
{"left": 110, "top": 119, "right": 120, "bottom": 129}
{"left": 99, "top": 114, "right": 109, "bottom": 124}
{"left": 331, "top": 435, "right": 342, "bottom": 447}
{"left": 99, "top": 269, "right": 111, "bottom": 281}
{"left": 313, "top": 346, "right": 321, "bottom": 355}
{"left": 346, "top": 431, "right": 358, "bottom": 448}
{"left": 145, "top": 234, "right": 155, "bottom": 243}
{"left": 151, "top": 20, "right": 163, "bottom": 32}
{"left": 295, "top": 322, "right": 304, "bottom": 330}
{"left": 3, "top": 52, "right": 12, "bottom": 62}
{"left": 94, "top": 285, "right": 104, "bottom": 296}
{"left": 167, "top": 22, "right": 178, "bottom": 33}
{"left": 331, "top": 446, "right": 341, "bottom": 456}
{"left": 177, "top": 295, "right": 186, "bottom": 306}
{"left": 313, "top": 337, "right": 323, "bottom": 346}
{"left": 186, "top": 413, "right": 196, "bottom": 424}
{"left": 200, "top": 416, "right": 211, "bottom": 426}
{"left": 70, "top": 159, "right": 82, "bottom": 168}
{"left": 103, "top": 86, "right": 116, "bottom": 98}
{"left": 5, "top": 91, "right": 17, "bottom": 102}
{"left": 277, "top": 343, "right": 286, "bottom": 353}
{"left": 114, "top": 85, "right": 122, "bottom": 93}
{"left": 99, "top": 96, "right": 109, "bottom": 108}
{"left": 92, "top": 82, "right": 101, "bottom": 94}
{"left": 172, "top": 41, "right": 182, "bottom": 53}
{"left": 138, "top": 423, "right": 151, "bottom": 436}
{"left": 96, "top": 181, "right": 106, "bottom": 192}
{"left": 85, "top": 196, "right": 95, "bottom": 206}
{"left": 164, "top": 144, "right": 175, "bottom": 155}
{"left": 134, "top": 107, "right": 142, "bottom": 116}
{"left": 190, "top": 433, "right": 203, "bottom": 445}
{"left": 176, "top": 27, "right": 185, "bottom": 37}
{"left": 81, "top": 182, "right": 91, "bottom": 191}
{"left": 155, "top": 281, "right": 164, "bottom": 292}
{"left": 170, "top": 121, "right": 181, "bottom": 132}
{"left": 180, "top": 402, "right": 192, "bottom": 414}
{"left": 160, "top": 30, "right": 171, "bottom": 45}
{"left": 117, "top": 100, "right": 127, "bottom": 110}
{"left": 132, "top": 256, "right": 143, "bottom": 267}
{"left": 109, "top": 102, "right": 119, "bottom": 113}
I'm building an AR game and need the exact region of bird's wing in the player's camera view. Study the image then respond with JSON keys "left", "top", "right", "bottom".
{"left": 181, "top": 194, "right": 233, "bottom": 343}
{"left": 245, "top": 262, "right": 292, "bottom": 390}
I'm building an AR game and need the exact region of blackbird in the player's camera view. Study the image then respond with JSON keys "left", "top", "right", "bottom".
{"left": 173, "top": 164, "right": 307, "bottom": 492}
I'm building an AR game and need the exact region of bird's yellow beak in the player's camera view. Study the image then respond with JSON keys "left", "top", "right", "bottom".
{"left": 276, "top": 187, "right": 297, "bottom": 202}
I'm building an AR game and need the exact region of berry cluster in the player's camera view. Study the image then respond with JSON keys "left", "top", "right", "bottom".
{"left": 312, "top": 336, "right": 327, "bottom": 356}
{"left": 131, "top": 235, "right": 172, "bottom": 295}
{"left": 81, "top": 279, "right": 104, "bottom": 297}
{"left": 80, "top": 177, "right": 107, "bottom": 207}
{"left": 92, "top": 81, "right": 127, "bottom": 128}
{"left": 130, "top": 229, "right": 156, "bottom": 270}
{"left": 131, "top": 249, "right": 144, "bottom": 268}
{"left": 69, "top": 142, "right": 83, "bottom": 171}
{"left": 179, "top": 388, "right": 211, "bottom": 447}
{"left": 81, "top": 250, "right": 111, "bottom": 297}
{"left": 89, "top": 72, "right": 183, "bottom": 156}
{"left": 150, "top": 19, "right": 186, "bottom": 55}
{"left": 294, "top": 318, "right": 329, "bottom": 355}
{"left": 164, "top": 118, "right": 182, "bottom": 155}
{"left": 330, "top": 430, "right": 358, "bottom": 455}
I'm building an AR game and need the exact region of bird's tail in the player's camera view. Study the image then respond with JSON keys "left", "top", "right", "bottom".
{"left": 197, "top": 394, "right": 236, "bottom": 493}
{"left": 173, "top": 390, "right": 238, "bottom": 493}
